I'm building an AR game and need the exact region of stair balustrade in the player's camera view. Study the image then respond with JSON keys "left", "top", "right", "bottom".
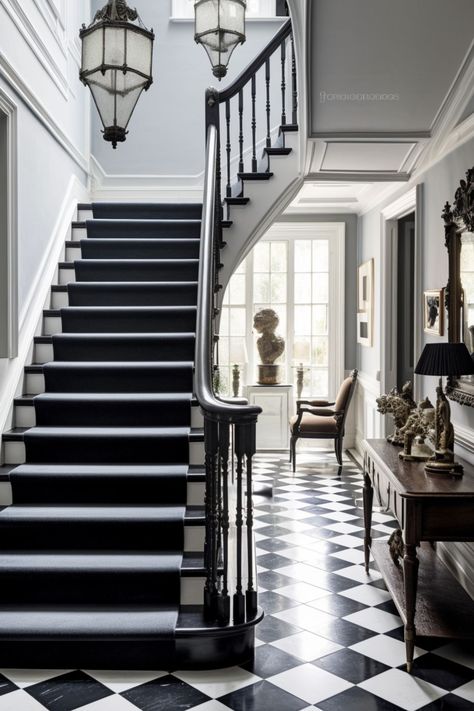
{"left": 195, "top": 19, "right": 298, "bottom": 626}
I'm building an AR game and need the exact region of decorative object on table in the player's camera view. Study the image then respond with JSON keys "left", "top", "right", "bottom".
{"left": 357, "top": 259, "right": 374, "bottom": 347}
{"left": 79, "top": 0, "right": 154, "bottom": 148}
{"left": 194, "top": 0, "right": 246, "bottom": 79}
{"left": 376, "top": 381, "right": 417, "bottom": 446}
{"left": 293, "top": 341, "right": 310, "bottom": 398}
{"left": 212, "top": 365, "right": 222, "bottom": 395}
{"left": 296, "top": 363, "right": 305, "bottom": 399}
{"left": 398, "top": 397, "right": 435, "bottom": 461}
{"left": 253, "top": 309, "right": 285, "bottom": 385}
{"left": 442, "top": 168, "right": 474, "bottom": 407}
{"left": 289, "top": 370, "right": 358, "bottom": 470}
{"left": 387, "top": 528, "right": 404, "bottom": 569}
{"left": 229, "top": 339, "right": 248, "bottom": 397}
{"left": 423, "top": 289, "right": 444, "bottom": 335}
{"left": 415, "top": 342, "right": 474, "bottom": 477}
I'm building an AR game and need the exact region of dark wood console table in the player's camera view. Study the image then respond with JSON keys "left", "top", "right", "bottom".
{"left": 363, "top": 439, "right": 474, "bottom": 672}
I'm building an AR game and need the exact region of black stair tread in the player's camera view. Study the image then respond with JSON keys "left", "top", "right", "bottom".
{"left": 86, "top": 218, "right": 201, "bottom": 226}
{"left": 59, "top": 262, "right": 75, "bottom": 269}
{"left": 32, "top": 392, "right": 194, "bottom": 403}
{"left": 26, "top": 360, "right": 194, "bottom": 371}
{"left": 78, "top": 238, "right": 201, "bottom": 245}
{"left": 0, "top": 606, "right": 178, "bottom": 640}
{"left": 4, "top": 426, "right": 202, "bottom": 439}
{"left": 50, "top": 285, "right": 68, "bottom": 292}
{"left": 48, "top": 306, "right": 198, "bottom": 316}
{"left": 0, "top": 505, "right": 199, "bottom": 523}
{"left": 237, "top": 172, "right": 274, "bottom": 180}
{"left": 265, "top": 147, "right": 292, "bottom": 155}
{"left": 280, "top": 123, "right": 299, "bottom": 132}
{"left": 224, "top": 197, "right": 250, "bottom": 205}
{"left": 38, "top": 332, "right": 197, "bottom": 343}
{"left": 222, "top": 220, "right": 233, "bottom": 228}
{"left": 9, "top": 463, "right": 191, "bottom": 476}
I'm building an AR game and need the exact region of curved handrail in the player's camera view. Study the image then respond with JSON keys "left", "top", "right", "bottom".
{"left": 194, "top": 123, "right": 261, "bottom": 422}
{"left": 219, "top": 18, "right": 291, "bottom": 103}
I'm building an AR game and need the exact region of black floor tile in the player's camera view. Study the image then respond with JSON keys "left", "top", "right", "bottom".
{"left": 257, "top": 553, "right": 294, "bottom": 570}
{"left": 0, "top": 674, "right": 18, "bottom": 697}
{"left": 26, "top": 671, "right": 113, "bottom": 711}
{"left": 313, "top": 648, "right": 390, "bottom": 683}
{"left": 419, "top": 694, "right": 474, "bottom": 710}
{"left": 242, "top": 644, "right": 303, "bottom": 678}
{"left": 309, "top": 592, "right": 369, "bottom": 617}
{"left": 315, "top": 615, "right": 378, "bottom": 646}
{"left": 121, "top": 675, "right": 210, "bottom": 711}
{"left": 255, "top": 614, "right": 302, "bottom": 643}
{"left": 258, "top": 571, "right": 296, "bottom": 591}
{"left": 256, "top": 538, "right": 295, "bottom": 553}
{"left": 259, "top": 591, "right": 299, "bottom": 614}
{"left": 317, "top": 685, "right": 405, "bottom": 711}
{"left": 219, "top": 680, "right": 308, "bottom": 711}
{"left": 408, "top": 652, "right": 474, "bottom": 690}
{"left": 257, "top": 525, "right": 293, "bottom": 538}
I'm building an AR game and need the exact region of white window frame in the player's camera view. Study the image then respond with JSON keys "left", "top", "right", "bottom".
{"left": 219, "top": 222, "right": 345, "bottom": 401}
{"left": 171, "top": 0, "right": 278, "bottom": 21}
{"left": 0, "top": 89, "right": 18, "bottom": 359}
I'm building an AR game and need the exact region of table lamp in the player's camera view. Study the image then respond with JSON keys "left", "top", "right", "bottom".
{"left": 414, "top": 342, "right": 474, "bottom": 477}
{"left": 229, "top": 339, "right": 248, "bottom": 397}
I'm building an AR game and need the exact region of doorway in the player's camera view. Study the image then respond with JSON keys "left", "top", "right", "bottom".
{"left": 397, "top": 212, "right": 415, "bottom": 388}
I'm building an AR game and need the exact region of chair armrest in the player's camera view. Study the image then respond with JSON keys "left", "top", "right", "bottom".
{"left": 297, "top": 399, "right": 335, "bottom": 408}
{"left": 299, "top": 407, "right": 336, "bottom": 416}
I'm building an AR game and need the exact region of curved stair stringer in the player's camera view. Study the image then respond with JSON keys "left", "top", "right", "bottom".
{"left": 219, "top": 129, "right": 303, "bottom": 297}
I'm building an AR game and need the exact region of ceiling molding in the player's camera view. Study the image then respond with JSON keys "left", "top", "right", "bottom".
{"left": 309, "top": 130, "right": 431, "bottom": 141}
{"left": 306, "top": 171, "right": 410, "bottom": 182}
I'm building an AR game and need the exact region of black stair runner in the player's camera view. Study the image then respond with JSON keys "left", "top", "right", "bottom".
{"left": 0, "top": 203, "right": 201, "bottom": 668}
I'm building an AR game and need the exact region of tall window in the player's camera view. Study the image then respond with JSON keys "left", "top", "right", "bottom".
{"left": 172, "top": 1, "right": 282, "bottom": 20}
{"left": 218, "top": 223, "right": 345, "bottom": 399}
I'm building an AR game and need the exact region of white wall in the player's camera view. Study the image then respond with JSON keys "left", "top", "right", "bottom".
{"left": 90, "top": 0, "right": 287, "bottom": 198}
{"left": 0, "top": 0, "right": 91, "bottom": 436}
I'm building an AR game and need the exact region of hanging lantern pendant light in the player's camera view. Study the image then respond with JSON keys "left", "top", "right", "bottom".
{"left": 79, "top": 0, "right": 154, "bottom": 148}
{"left": 195, "top": 0, "right": 246, "bottom": 79}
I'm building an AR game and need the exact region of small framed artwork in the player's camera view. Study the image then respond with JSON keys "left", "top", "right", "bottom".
{"left": 357, "top": 311, "right": 372, "bottom": 347}
{"left": 358, "top": 259, "right": 374, "bottom": 313}
{"left": 423, "top": 289, "right": 444, "bottom": 336}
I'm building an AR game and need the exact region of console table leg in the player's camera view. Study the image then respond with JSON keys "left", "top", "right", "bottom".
{"left": 363, "top": 468, "right": 373, "bottom": 573}
{"left": 403, "top": 543, "right": 419, "bottom": 673}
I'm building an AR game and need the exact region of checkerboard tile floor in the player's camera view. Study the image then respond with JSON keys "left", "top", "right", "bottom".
{"left": 0, "top": 450, "right": 473, "bottom": 711}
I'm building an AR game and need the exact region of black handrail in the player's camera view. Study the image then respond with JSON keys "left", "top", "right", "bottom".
{"left": 219, "top": 19, "right": 291, "bottom": 102}
{"left": 195, "top": 125, "right": 261, "bottom": 422}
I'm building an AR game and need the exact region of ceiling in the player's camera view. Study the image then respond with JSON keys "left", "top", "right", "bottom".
{"left": 305, "top": 0, "right": 474, "bottom": 183}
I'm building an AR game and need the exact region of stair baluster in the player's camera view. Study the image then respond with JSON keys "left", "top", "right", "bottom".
{"left": 265, "top": 58, "right": 271, "bottom": 149}
{"left": 281, "top": 38, "right": 287, "bottom": 126}
{"left": 291, "top": 34, "right": 298, "bottom": 125}
{"left": 233, "top": 434, "right": 245, "bottom": 624}
{"left": 251, "top": 74, "right": 257, "bottom": 173}
{"left": 238, "top": 89, "right": 244, "bottom": 176}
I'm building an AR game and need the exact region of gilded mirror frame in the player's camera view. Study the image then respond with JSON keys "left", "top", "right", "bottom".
{"left": 443, "top": 167, "right": 474, "bottom": 407}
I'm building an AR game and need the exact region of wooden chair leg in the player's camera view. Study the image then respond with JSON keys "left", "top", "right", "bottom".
{"left": 334, "top": 436, "right": 343, "bottom": 466}
{"left": 291, "top": 437, "right": 297, "bottom": 472}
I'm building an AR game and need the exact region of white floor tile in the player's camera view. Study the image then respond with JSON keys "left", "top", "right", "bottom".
{"left": 327, "top": 534, "right": 365, "bottom": 548}
{"left": 343, "top": 607, "right": 401, "bottom": 632}
{"left": 318, "top": 502, "right": 354, "bottom": 512}
{"left": 270, "top": 630, "right": 342, "bottom": 661}
{"left": 334, "top": 564, "right": 382, "bottom": 583}
{"left": 320, "top": 511, "right": 359, "bottom": 522}
{"left": 275, "top": 563, "right": 331, "bottom": 587}
{"left": 350, "top": 634, "right": 427, "bottom": 667}
{"left": 339, "top": 584, "right": 392, "bottom": 606}
{"left": 324, "top": 522, "right": 363, "bottom": 534}
{"left": 191, "top": 702, "right": 236, "bottom": 711}
{"left": 277, "top": 509, "right": 314, "bottom": 520}
{"left": 330, "top": 548, "right": 367, "bottom": 564}
{"left": 79, "top": 696, "right": 138, "bottom": 711}
{"left": 273, "top": 606, "right": 335, "bottom": 634}
{"left": 174, "top": 667, "right": 260, "bottom": 697}
{"left": 0, "top": 690, "right": 46, "bottom": 711}
{"left": 267, "top": 663, "right": 353, "bottom": 704}
{"left": 453, "top": 680, "right": 474, "bottom": 703}
{"left": 279, "top": 533, "right": 317, "bottom": 547}
{"left": 84, "top": 670, "right": 166, "bottom": 693}
{"left": 276, "top": 582, "right": 329, "bottom": 603}
{"left": 359, "top": 668, "right": 447, "bottom": 710}
{"left": 278, "top": 520, "right": 314, "bottom": 533}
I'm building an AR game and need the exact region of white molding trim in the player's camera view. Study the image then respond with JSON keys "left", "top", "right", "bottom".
{"left": 0, "top": 176, "right": 89, "bottom": 457}
{"left": 1, "top": 0, "right": 69, "bottom": 97}
{"left": 0, "top": 88, "right": 18, "bottom": 359}
{"left": 437, "top": 542, "right": 474, "bottom": 600}
{"left": 454, "top": 422, "right": 474, "bottom": 458}
{"left": 0, "top": 54, "right": 89, "bottom": 173}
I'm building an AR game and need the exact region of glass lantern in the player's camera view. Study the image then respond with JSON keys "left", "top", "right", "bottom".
{"left": 195, "top": 0, "right": 246, "bottom": 79}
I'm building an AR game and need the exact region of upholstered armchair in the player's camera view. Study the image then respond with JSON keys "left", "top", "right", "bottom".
{"left": 289, "top": 370, "right": 358, "bottom": 471}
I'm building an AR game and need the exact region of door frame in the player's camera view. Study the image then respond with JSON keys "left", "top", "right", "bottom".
{"left": 0, "top": 88, "right": 18, "bottom": 359}
{"left": 380, "top": 185, "right": 422, "bottom": 428}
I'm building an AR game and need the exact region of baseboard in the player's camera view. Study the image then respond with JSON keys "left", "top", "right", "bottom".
{"left": 0, "top": 175, "right": 89, "bottom": 459}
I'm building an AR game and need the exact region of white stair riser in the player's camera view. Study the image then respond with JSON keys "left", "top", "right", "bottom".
{"left": 77, "top": 209, "right": 92, "bottom": 221}
{"left": 34, "top": 342, "right": 54, "bottom": 363}
{"left": 25, "top": 373, "right": 45, "bottom": 394}
{"left": 50, "top": 291, "right": 69, "bottom": 309}
{"left": 66, "top": 246, "right": 81, "bottom": 261}
{"left": 15, "top": 401, "right": 204, "bottom": 430}
{"left": 71, "top": 226, "right": 87, "bottom": 241}
{"left": 180, "top": 577, "right": 205, "bottom": 605}
{"left": 185, "top": 526, "right": 204, "bottom": 551}
{"left": 58, "top": 267, "right": 75, "bottom": 285}
{"left": 4, "top": 440, "right": 204, "bottom": 466}
{"left": 43, "top": 316, "right": 61, "bottom": 336}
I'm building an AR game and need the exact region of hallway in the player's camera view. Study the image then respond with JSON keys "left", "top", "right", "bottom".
{"left": 0, "top": 452, "right": 472, "bottom": 711}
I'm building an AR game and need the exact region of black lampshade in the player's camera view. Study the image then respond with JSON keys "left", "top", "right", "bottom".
{"left": 415, "top": 343, "right": 474, "bottom": 377}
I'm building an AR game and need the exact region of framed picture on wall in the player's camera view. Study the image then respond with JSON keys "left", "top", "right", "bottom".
{"left": 357, "top": 311, "right": 372, "bottom": 347}
{"left": 357, "top": 259, "right": 374, "bottom": 347}
{"left": 423, "top": 289, "right": 444, "bottom": 336}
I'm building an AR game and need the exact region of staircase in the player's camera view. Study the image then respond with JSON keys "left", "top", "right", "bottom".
{"left": 0, "top": 202, "right": 259, "bottom": 669}
{"left": 0, "top": 18, "right": 299, "bottom": 670}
